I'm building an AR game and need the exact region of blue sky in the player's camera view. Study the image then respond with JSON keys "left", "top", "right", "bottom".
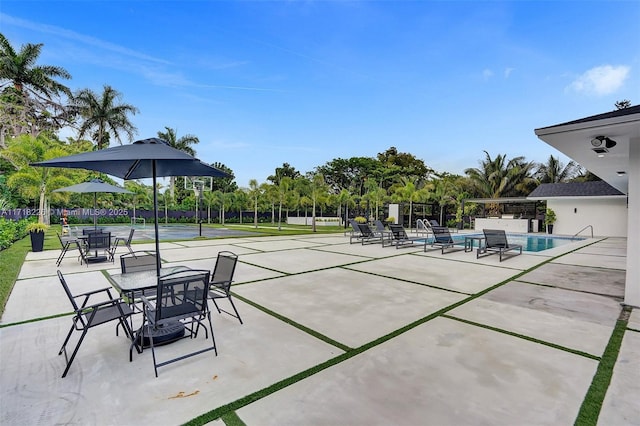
{"left": 2, "top": 1, "right": 639, "bottom": 188}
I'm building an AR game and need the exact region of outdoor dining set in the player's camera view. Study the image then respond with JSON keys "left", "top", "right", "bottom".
{"left": 56, "top": 227, "right": 135, "bottom": 266}
{"left": 56, "top": 246, "right": 242, "bottom": 378}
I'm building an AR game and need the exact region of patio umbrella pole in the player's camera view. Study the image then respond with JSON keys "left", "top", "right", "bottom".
{"left": 152, "top": 161, "right": 161, "bottom": 278}
{"left": 94, "top": 192, "right": 98, "bottom": 230}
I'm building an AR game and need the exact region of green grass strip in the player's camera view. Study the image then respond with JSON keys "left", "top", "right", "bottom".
{"left": 442, "top": 314, "right": 601, "bottom": 360}
{"left": 574, "top": 311, "right": 629, "bottom": 426}
{"left": 185, "top": 242, "right": 608, "bottom": 425}
{"left": 221, "top": 411, "right": 246, "bottom": 426}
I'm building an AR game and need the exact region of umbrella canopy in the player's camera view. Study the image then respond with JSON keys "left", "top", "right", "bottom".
{"left": 53, "top": 179, "right": 133, "bottom": 229}
{"left": 33, "top": 138, "right": 230, "bottom": 276}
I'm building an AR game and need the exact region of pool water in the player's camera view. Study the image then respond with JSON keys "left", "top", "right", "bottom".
{"left": 422, "top": 233, "right": 584, "bottom": 253}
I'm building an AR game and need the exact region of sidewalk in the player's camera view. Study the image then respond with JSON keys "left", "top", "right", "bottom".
{"left": 0, "top": 233, "right": 637, "bottom": 425}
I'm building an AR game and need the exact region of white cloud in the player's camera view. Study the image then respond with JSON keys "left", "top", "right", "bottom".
{"left": 504, "top": 67, "right": 515, "bottom": 78}
{"left": 567, "top": 65, "right": 630, "bottom": 95}
{"left": 482, "top": 69, "right": 494, "bottom": 80}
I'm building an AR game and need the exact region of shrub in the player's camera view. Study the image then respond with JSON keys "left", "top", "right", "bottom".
{"left": 354, "top": 216, "right": 367, "bottom": 224}
{"left": 0, "top": 218, "right": 29, "bottom": 250}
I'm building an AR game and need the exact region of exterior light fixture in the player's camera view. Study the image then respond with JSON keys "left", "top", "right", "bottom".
{"left": 591, "top": 136, "right": 604, "bottom": 147}
{"left": 591, "top": 136, "right": 617, "bottom": 156}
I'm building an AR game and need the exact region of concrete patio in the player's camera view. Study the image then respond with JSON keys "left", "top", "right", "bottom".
{"left": 0, "top": 232, "right": 638, "bottom": 425}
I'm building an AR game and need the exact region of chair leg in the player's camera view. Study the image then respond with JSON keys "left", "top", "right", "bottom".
{"left": 58, "top": 324, "right": 76, "bottom": 356}
{"left": 148, "top": 324, "right": 159, "bottom": 378}
{"left": 56, "top": 244, "right": 69, "bottom": 266}
{"left": 61, "top": 328, "right": 89, "bottom": 378}
{"left": 227, "top": 297, "right": 243, "bottom": 324}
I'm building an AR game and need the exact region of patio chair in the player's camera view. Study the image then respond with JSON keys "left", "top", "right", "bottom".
{"left": 383, "top": 224, "right": 420, "bottom": 248}
{"left": 374, "top": 220, "right": 387, "bottom": 232}
{"left": 137, "top": 268, "right": 216, "bottom": 377}
{"left": 110, "top": 228, "right": 135, "bottom": 258}
{"left": 426, "top": 226, "right": 466, "bottom": 254}
{"left": 57, "top": 270, "right": 134, "bottom": 378}
{"left": 356, "top": 223, "right": 383, "bottom": 245}
{"left": 120, "top": 250, "right": 157, "bottom": 274}
{"left": 209, "top": 251, "right": 243, "bottom": 324}
{"left": 480, "top": 229, "right": 523, "bottom": 261}
{"left": 80, "top": 231, "right": 112, "bottom": 265}
{"left": 348, "top": 219, "right": 365, "bottom": 243}
{"left": 430, "top": 219, "right": 458, "bottom": 233}
{"left": 56, "top": 232, "right": 83, "bottom": 266}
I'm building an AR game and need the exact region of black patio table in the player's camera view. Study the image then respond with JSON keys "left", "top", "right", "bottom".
{"left": 108, "top": 267, "right": 193, "bottom": 347}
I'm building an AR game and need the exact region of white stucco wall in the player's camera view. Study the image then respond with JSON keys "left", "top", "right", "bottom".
{"left": 547, "top": 197, "right": 628, "bottom": 237}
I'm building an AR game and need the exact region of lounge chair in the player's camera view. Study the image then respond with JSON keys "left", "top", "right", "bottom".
{"left": 383, "top": 224, "right": 420, "bottom": 248}
{"left": 479, "top": 229, "right": 523, "bottom": 261}
{"left": 430, "top": 219, "right": 458, "bottom": 233}
{"left": 356, "top": 223, "right": 383, "bottom": 245}
{"left": 374, "top": 220, "right": 387, "bottom": 232}
{"left": 425, "top": 227, "right": 466, "bottom": 254}
{"left": 348, "top": 219, "right": 364, "bottom": 244}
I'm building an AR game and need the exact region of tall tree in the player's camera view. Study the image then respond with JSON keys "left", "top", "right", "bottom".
{"left": 308, "top": 173, "right": 329, "bottom": 232}
{"left": 535, "top": 155, "right": 580, "bottom": 184}
{"left": 615, "top": 99, "right": 631, "bottom": 110}
{"left": 156, "top": 127, "right": 200, "bottom": 199}
{"left": 267, "top": 163, "right": 301, "bottom": 185}
{"left": 248, "top": 179, "right": 262, "bottom": 228}
{"left": 2, "top": 134, "right": 76, "bottom": 223}
{"left": 0, "top": 33, "right": 72, "bottom": 145}
{"left": 74, "top": 85, "right": 138, "bottom": 149}
{"left": 464, "top": 151, "right": 535, "bottom": 214}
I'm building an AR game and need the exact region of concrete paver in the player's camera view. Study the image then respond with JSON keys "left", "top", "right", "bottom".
{"left": 0, "top": 232, "right": 635, "bottom": 425}
{"left": 237, "top": 317, "right": 598, "bottom": 425}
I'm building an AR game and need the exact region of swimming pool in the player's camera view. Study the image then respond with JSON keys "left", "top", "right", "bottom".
{"left": 421, "top": 233, "right": 584, "bottom": 252}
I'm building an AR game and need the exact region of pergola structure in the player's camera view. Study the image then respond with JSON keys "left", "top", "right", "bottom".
{"left": 535, "top": 105, "right": 640, "bottom": 308}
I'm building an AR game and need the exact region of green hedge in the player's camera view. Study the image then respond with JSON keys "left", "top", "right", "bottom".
{"left": 0, "top": 217, "right": 30, "bottom": 251}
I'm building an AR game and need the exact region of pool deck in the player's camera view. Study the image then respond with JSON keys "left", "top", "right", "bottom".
{"left": 1, "top": 231, "right": 638, "bottom": 425}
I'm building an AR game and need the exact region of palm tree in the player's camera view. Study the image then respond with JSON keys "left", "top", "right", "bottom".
{"left": 464, "top": 151, "right": 535, "bottom": 215}
{"left": 248, "top": 179, "right": 262, "bottom": 228}
{"left": 0, "top": 33, "right": 72, "bottom": 145}
{"left": 2, "top": 134, "right": 76, "bottom": 223}
{"left": 260, "top": 183, "right": 278, "bottom": 224}
{"left": 157, "top": 127, "right": 200, "bottom": 199}
{"left": 392, "top": 177, "right": 430, "bottom": 229}
{"left": 74, "top": 85, "right": 138, "bottom": 149}
{"left": 535, "top": 155, "right": 580, "bottom": 184}
{"left": 277, "top": 176, "right": 293, "bottom": 231}
{"left": 308, "top": 173, "right": 329, "bottom": 232}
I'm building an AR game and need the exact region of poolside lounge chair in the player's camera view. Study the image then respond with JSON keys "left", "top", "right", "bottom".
{"left": 383, "top": 224, "right": 420, "bottom": 248}
{"left": 425, "top": 227, "right": 466, "bottom": 254}
{"left": 356, "top": 223, "right": 383, "bottom": 245}
{"left": 430, "top": 219, "right": 458, "bottom": 233}
{"left": 374, "top": 220, "right": 387, "bottom": 232}
{"left": 480, "top": 229, "right": 523, "bottom": 261}
{"left": 348, "top": 219, "right": 365, "bottom": 244}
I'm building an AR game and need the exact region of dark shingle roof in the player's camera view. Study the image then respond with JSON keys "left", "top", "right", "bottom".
{"left": 535, "top": 105, "right": 640, "bottom": 130}
{"left": 528, "top": 181, "right": 625, "bottom": 198}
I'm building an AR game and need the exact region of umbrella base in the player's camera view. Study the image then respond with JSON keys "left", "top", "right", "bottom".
{"left": 137, "top": 322, "right": 185, "bottom": 347}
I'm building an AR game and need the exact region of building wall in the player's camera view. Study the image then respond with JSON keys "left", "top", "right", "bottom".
{"left": 547, "top": 198, "right": 627, "bottom": 237}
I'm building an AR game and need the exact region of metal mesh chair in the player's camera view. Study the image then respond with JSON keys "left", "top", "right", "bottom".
{"left": 57, "top": 270, "right": 134, "bottom": 378}
{"left": 138, "top": 269, "right": 216, "bottom": 377}
{"left": 209, "top": 251, "right": 242, "bottom": 324}
{"left": 56, "top": 232, "right": 82, "bottom": 266}
{"left": 110, "top": 228, "right": 135, "bottom": 258}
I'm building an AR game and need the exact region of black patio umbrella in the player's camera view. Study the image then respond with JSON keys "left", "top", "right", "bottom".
{"left": 33, "top": 138, "right": 229, "bottom": 276}
{"left": 53, "top": 178, "right": 133, "bottom": 230}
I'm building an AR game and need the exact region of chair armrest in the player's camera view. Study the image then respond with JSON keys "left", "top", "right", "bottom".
{"left": 77, "top": 297, "right": 129, "bottom": 314}
{"left": 139, "top": 295, "right": 156, "bottom": 311}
